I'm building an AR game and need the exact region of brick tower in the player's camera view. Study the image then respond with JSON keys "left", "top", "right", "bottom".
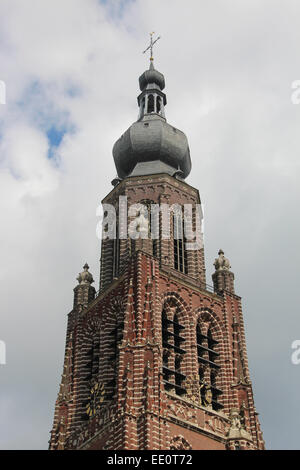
{"left": 49, "top": 56, "right": 264, "bottom": 451}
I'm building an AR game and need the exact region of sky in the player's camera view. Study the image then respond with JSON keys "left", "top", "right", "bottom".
{"left": 0, "top": 0, "right": 299, "bottom": 450}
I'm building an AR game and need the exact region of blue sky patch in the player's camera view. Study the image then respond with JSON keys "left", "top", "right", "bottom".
{"left": 46, "top": 123, "right": 76, "bottom": 160}
{"left": 47, "top": 126, "right": 65, "bottom": 148}
{"left": 99, "top": 0, "right": 136, "bottom": 19}
{"left": 17, "top": 79, "right": 77, "bottom": 161}
{"left": 47, "top": 126, "right": 67, "bottom": 160}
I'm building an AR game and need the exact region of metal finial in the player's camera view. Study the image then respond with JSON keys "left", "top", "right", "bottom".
{"left": 142, "top": 32, "right": 161, "bottom": 62}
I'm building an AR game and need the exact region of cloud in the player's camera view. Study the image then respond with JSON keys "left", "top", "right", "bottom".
{"left": 0, "top": 0, "right": 299, "bottom": 449}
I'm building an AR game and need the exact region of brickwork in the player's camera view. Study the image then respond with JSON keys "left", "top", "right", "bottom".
{"left": 100, "top": 174, "right": 206, "bottom": 291}
{"left": 49, "top": 173, "right": 264, "bottom": 450}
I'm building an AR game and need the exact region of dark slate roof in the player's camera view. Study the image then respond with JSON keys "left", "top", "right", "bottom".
{"left": 112, "top": 62, "right": 192, "bottom": 180}
{"left": 139, "top": 61, "right": 165, "bottom": 91}
{"left": 113, "top": 116, "right": 191, "bottom": 179}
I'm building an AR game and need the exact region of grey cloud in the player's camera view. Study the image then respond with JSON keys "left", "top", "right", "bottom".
{"left": 0, "top": 0, "right": 299, "bottom": 449}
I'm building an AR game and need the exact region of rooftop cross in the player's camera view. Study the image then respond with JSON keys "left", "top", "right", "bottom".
{"left": 143, "top": 32, "right": 161, "bottom": 62}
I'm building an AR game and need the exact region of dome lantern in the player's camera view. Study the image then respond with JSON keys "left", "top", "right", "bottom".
{"left": 112, "top": 57, "right": 191, "bottom": 182}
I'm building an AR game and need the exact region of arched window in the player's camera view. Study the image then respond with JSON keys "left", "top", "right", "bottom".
{"left": 139, "top": 199, "right": 159, "bottom": 257}
{"left": 84, "top": 338, "right": 100, "bottom": 382}
{"left": 147, "top": 94, "right": 155, "bottom": 113}
{"left": 162, "top": 306, "right": 186, "bottom": 396}
{"left": 197, "top": 322, "right": 223, "bottom": 411}
{"left": 156, "top": 96, "right": 161, "bottom": 114}
{"left": 106, "top": 315, "right": 124, "bottom": 400}
{"left": 82, "top": 333, "right": 100, "bottom": 420}
{"left": 97, "top": 298, "right": 125, "bottom": 406}
{"left": 173, "top": 211, "right": 188, "bottom": 274}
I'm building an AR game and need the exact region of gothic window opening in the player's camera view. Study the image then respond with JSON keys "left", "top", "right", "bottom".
{"left": 140, "top": 199, "right": 159, "bottom": 257}
{"left": 82, "top": 336, "right": 100, "bottom": 420}
{"left": 84, "top": 339, "right": 100, "bottom": 382}
{"left": 147, "top": 94, "right": 155, "bottom": 113}
{"left": 162, "top": 307, "right": 186, "bottom": 396}
{"left": 106, "top": 317, "right": 124, "bottom": 400}
{"left": 197, "top": 323, "right": 223, "bottom": 411}
{"left": 173, "top": 212, "right": 188, "bottom": 274}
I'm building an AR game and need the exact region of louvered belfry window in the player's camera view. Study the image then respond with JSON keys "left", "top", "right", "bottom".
{"left": 106, "top": 317, "right": 124, "bottom": 400}
{"left": 162, "top": 308, "right": 186, "bottom": 396}
{"left": 196, "top": 323, "right": 223, "bottom": 411}
{"left": 147, "top": 94, "right": 155, "bottom": 113}
{"left": 82, "top": 336, "right": 100, "bottom": 420}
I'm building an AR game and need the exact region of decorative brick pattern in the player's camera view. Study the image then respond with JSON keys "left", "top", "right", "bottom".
{"left": 49, "top": 175, "right": 264, "bottom": 451}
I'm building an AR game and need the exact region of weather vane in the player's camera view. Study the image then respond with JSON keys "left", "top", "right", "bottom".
{"left": 143, "top": 32, "right": 161, "bottom": 62}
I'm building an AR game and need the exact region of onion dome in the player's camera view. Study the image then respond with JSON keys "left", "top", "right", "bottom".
{"left": 139, "top": 61, "right": 165, "bottom": 91}
{"left": 76, "top": 263, "right": 94, "bottom": 285}
{"left": 112, "top": 61, "right": 191, "bottom": 182}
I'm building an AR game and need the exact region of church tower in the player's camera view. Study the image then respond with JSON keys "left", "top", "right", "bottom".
{"left": 49, "top": 51, "right": 264, "bottom": 450}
